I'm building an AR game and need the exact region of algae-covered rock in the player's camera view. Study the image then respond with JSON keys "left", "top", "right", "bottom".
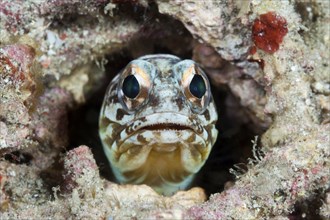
{"left": 0, "top": 0, "right": 329, "bottom": 219}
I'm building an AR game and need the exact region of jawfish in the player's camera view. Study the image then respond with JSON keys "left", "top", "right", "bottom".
{"left": 99, "top": 54, "right": 218, "bottom": 195}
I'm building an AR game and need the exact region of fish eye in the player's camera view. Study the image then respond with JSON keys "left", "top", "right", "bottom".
{"left": 189, "top": 74, "right": 206, "bottom": 98}
{"left": 122, "top": 75, "right": 140, "bottom": 99}
{"left": 173, "top": 60, "right": 211, "bottom": 114}
{"left": 117, "top": 61, "right": 154, "bottom": 112}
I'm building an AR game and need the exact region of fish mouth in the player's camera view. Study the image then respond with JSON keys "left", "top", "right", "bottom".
{"left": 141, "top": 123, "right": 193, "bottom": 131}
{"left": 114, "top": 112, "right": 207, "bottom": 153}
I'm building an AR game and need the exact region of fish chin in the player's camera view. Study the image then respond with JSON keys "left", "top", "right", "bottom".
{"left": 110, "top": 129, "right": 210, "bottom": 192}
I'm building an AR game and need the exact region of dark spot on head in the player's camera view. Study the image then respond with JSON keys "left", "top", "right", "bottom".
{"left": 108, "top": 123, "right": 124, "bottom": 140}
{"left": 148, "top": 93, "right": 160, "bottom": 108}
{"left": 109, "top": 95, "right": 119, "bottom": 105}
{"left": 205, "top": 124, "right": 213, "bottom": 133}
{"left": 115, "top": 139, "right": 121, "bottom": 148}
{"left": 116, "top": 108, "right": 127, "bottom": 121}
{"left": 137, "top": 134, "right": 147, "bottom": 144}
{"left": 104, "top": 136, "right": 114, "bottom": 148}
{"left": 205, "top": 124, "right": 216, "bottom": 144}
{"left": 197, "top": 125, "right": 203, "bottom": 134}
{"left": 140, "top": 117, "right": 148, "bottom": 123}
{"left": 203, "top": 109, "right": 210, "bottom": 121}
{"left": 99, "top": 117, "right": 112, "bottom": 132}
{"left": 125, "top": 126, "right": 131, "bottom": 134}
{"left": 175, "top": 95, "right": 185, "bottom": 111}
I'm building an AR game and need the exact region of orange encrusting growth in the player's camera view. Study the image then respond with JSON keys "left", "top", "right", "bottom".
{"left": 252, "top": 12, "right": 288, "bottom": 54}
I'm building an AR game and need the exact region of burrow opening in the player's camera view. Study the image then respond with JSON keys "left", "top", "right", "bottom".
{"left": 67, "top": 2, "right": 262, "bottom": 196}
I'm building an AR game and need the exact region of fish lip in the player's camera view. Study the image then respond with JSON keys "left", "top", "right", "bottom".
{"left": 129, "top": 112, "right": 202, "bottom": 136}
{"left": 115, "top": 112, "right": 203, "bottom": 153}
{"left": 140, "top": 122, "right": 194, "bottom": 131}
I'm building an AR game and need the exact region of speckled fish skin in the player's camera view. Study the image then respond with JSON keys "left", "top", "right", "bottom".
{"left": 99, "top": 54, "right": 218, "bottom": 195}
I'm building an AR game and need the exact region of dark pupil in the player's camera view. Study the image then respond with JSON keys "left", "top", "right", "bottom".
{"left": 122, "top": 75, "right": 140, "bottom": 99}
{"left": 189, "top": 74, "right": 206, "bottom": 98}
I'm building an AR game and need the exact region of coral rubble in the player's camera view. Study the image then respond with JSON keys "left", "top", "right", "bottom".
{"left": 0, "top": 0, "right": 329, "bottom": 219}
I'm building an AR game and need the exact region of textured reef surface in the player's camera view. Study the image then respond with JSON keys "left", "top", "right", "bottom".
{"left": 0, "top": 0, "right": 329, "bottom": 219}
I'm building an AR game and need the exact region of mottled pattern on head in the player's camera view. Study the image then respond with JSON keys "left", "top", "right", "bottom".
{"left": 99, "top": 54, "right": 218, "bottom": 195}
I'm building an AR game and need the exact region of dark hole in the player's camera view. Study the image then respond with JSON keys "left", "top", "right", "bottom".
{"left": 289, "top": 189, "right": 326, "bottom": 220}
{"left": 67, "top": 54, "right": 260, "bottom": 196}
{"left": 67, "top": 51, "right": 132, "bottom": 180}
{"left": 4, "top": 151, "right": 33, "bottom": 165}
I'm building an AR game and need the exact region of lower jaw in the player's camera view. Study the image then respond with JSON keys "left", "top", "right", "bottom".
{"left": 118, "top": 149, "right": 196, "bottom": 195}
